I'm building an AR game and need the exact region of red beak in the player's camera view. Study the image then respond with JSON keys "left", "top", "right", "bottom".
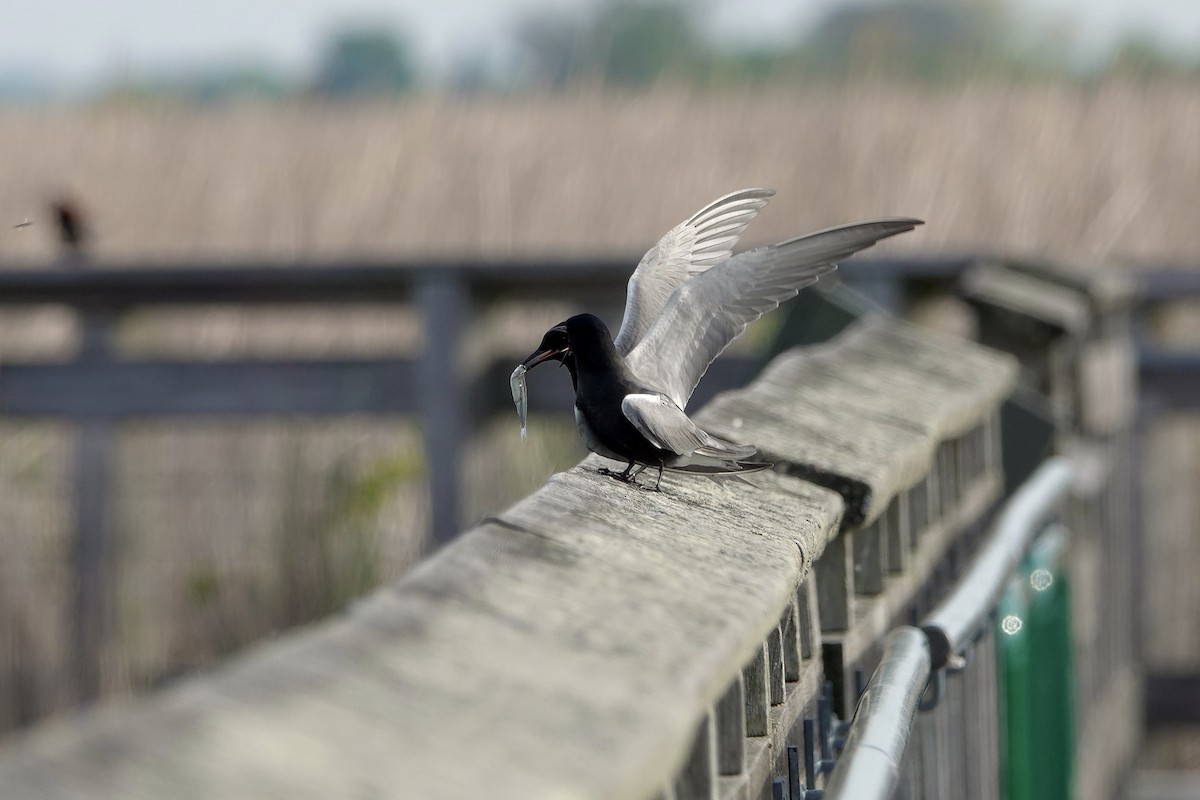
{"left": 521, "top": 344, "right": 569, "bottom": 369}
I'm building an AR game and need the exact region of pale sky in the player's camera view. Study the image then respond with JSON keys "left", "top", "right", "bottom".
{"left": 4, "top": 0, "right": 1199, "bottom": 85}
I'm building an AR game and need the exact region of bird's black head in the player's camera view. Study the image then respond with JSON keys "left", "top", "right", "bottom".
{"left": 521, "top": 314, "right": 615, "bottom": 385}
{"left": 521, "top": 314, "right": 611, "bottom": 367}
{"left": 521, "top": 322, "right": 570, "bottom": 370}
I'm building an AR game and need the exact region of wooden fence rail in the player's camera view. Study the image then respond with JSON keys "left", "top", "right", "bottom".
{"left": 0, "top": 309, "right": 1021, "bottom": 799}
{"left": 0, "top": 255, "right": 965, "bottom": 703}
{"left": 0, "top": 253, "right": 1187, "bottom": 796}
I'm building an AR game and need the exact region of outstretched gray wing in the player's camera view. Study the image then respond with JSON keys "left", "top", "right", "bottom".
{"left": 613, "top": 188, "right": 775, "bottom": 354}
{"left": 621, "top": 393, "right": 756, "bottom": 458}
{"left": 625, "top": 218, "right": 924, "bottom": 408}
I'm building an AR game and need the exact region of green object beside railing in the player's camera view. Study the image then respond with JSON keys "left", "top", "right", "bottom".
{"left": 998, "top": 525, "right": 1075, "bottom": 800}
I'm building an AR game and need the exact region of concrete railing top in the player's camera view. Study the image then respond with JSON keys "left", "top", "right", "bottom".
{"left": 0, "top": 468, "right": 845, "bottom": 800}
{"left": 700, "top": 315, "right": 1017, "bottom": 526}
{"left": 0, "top": 316, "right": 1018, "bottom": 800}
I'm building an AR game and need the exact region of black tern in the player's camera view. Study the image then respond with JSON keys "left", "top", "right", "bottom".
{"left": 514, "top": 188, "right": 923, "bottom": 490}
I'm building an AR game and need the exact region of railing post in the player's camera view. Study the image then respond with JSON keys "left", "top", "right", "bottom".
{"left": 417, "top": 272, "right": 468, "bottom": 549}
{"left": 71, "top": 308, "right": 118, "bottom": 701}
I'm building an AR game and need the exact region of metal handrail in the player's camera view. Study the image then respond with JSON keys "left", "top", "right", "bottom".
{"left": 824, "top": 458, "right": 1076, "bottom": 798}
{"left": 823, "top": 627, "right": 930, "bottom": 800}
{"left": 921, "top": 457, "right": 1075, "bottom": 668}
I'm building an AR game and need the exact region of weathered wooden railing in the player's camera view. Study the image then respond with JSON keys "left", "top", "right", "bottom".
{"left": 0, "top": 299, "right": 1027, "bottom": 798}
{"left": 0, "top": 255, "right": 1163, "bottom": 796}
{"left": 0, "top": 256, "right": 963, "bottom": 703}
{"left": 0, "top": 255, "right": 1189, "bottom": 709}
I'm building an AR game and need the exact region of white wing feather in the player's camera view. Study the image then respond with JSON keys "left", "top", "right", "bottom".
{"left": 613, "top": 188, "right": 774, "bottom": 354}
{"left": 621, "top": 393, "right": 756, "bottom": 458}
{"left": 625, "top": 218, "right": 924, "bottom": 409}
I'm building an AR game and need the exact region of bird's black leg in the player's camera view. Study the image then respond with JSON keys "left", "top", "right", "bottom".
{"left": 598, "top": 461, "right": 638, "bottom": 482}
{"left": 652, "top": 464, "right": 664, "bottom": 492}
{"left": 625, "top": 465, "right": 649, "bottom": 486}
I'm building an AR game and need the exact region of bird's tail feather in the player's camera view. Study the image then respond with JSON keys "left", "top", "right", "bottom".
{"left": 666, "top": 458, "right": 773, "bottom": 476}
{"left": 695, "top": 434, "right": 757, "bottom": 460}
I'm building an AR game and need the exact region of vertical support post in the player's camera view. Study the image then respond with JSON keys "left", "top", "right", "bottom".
{"left": 908, "top": 477, "right": 930, "bottom": 544}
{"left": 767, "top": 626, "right": 785, "bottom": 705}
{"left": 1129, "top": 405, "right": 1148, "bottom": 666}
{"left": 417, "top": 273, "right": 468, "bottom": 549}
{"left": 73, "top": 420, "right": 112, "bottom": 701}
{"left": 742, "top": 644, "right": 770, "bottom": 737}
{"left": 715, "top": 673, "right": 746, "bottom": 775}
{"left": 852, "top": 517, "right": 887, "bottom": 595}
{"left": 672, "top": 712, "right": 716, "bottom": 800}
{"left": 887, "top": 493, "right": 909, "bottom": 574}
{"left": 815, "top": 532, "right": 853, "bottom": 632}
{"left": 797, "top": 578, "right": 820, "bottom": 660}
{"left": 71, "top": 308, "right": 117, "bottom": 701}
{"left": 780, "top": 603, "right": 802, "bottom": 682}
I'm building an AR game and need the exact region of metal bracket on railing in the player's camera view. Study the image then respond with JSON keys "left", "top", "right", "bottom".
{"left": 772, "top": 739, "right": 825, "bottom": 800}
{"left": 946, "top": 639, "right": 971, "bottom": 673}
{"left": 833, "top": 667, "right": 866, "bottom": 751}
{"left": 916, "top": 641, "right": 969, "bottom": 713}
{"left": 791, "top": 744, "right": 825, "bottom": 800}
{"left": 918, "top": 668, "right": 945, "bottom": 712}
{"left": 776, "top": 667, "right": 877, "bottom": 795}
{"left": 804, "top": 717, "right": 820, "bottom": 784}
{"left": 816, "top": 682, "right": 837, "bottom": 775}
{"left": 805, "top": 721, "right": 829, "bottom": 799}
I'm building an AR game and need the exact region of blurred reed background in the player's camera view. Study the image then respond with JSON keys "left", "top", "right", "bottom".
{"left": 1, "top": 0, "right": 1199, "bottom": 739}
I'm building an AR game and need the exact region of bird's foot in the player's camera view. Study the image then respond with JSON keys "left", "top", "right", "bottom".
{"left": 594, "top": 469, "right": 661, "bottom": 492}
{"left": 596, "top": 465, "right": 642, "bottom": 485}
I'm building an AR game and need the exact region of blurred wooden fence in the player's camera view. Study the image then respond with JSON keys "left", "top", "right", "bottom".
{"left": 0, "top": 255, "right": 966, "bottom": 701}
{"left": 0, "top": 254, "right": 1168, "bottom": 798}
{"left": 0, "top": 253, "right": 1197, "bottom": 781}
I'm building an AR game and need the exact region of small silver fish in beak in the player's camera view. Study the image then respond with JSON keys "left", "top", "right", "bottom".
{"left": 511, "top": 324, "right": 572, "bottom": 441}
{"left": 510, "top": 364, "right": 528, "bottom": 440}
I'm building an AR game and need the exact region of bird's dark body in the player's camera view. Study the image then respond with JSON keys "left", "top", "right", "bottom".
{"left": 568, "top": 317, "right": 675, "bottom": 471}
{"left": 524, "top": 314, "right": 764, "bottom": 489}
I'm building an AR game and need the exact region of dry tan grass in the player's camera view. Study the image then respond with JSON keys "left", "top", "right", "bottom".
{"left": 1, "top": 81, "right": 1199, "bottom": 732}
{"left": 1, "top": 80, "right": 1199, "bottom": 265}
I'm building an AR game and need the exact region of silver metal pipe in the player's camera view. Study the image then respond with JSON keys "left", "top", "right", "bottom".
{"left": 824, "top": 627, "right": 931, "bottom": 800}
{"left": 921, "top": 457, "right": 1075, "bottom": 668}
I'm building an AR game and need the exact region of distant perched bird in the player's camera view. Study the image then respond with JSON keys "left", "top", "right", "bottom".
{"left": 50, "top": 196, "right": 88, "bottom": 254}
{"left": 516, "top": 189, "right": 923, "bottom": 490}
